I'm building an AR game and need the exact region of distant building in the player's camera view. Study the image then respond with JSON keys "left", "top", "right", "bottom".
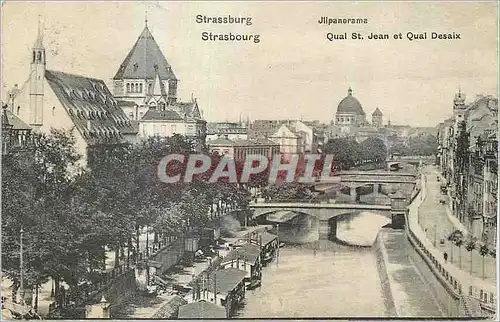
{"left": 249, "top": 120, "right": 311, "bottom": 154}
{"left": 372, "top": 107, "right": 383, "bottom": 127}
{"left": 6, "top": 23, "right": 137, "bottom": 165}
{"left": 112, "top": 22, "right": 206, "bottom": 150}
{"left": 206, "top": 121, "right": 248, "bottom": 142}
{"left": 207, "top": 137, "right": 280, "bottom": 160}
{"left": 335, "top": 87, "right": 367, "bottom": 126}
{"left": 437, "top": 89, "right": 498, "bottom": 245}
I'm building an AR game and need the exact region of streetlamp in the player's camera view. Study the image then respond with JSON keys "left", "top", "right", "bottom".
{"left": 20, "top": 227, "right": 24, "bottom": 305}
{"left": 276, "top": 223, "right": 280, "bottom": 266}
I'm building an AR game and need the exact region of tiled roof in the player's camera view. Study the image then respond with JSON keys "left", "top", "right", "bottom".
{"left": 175, "top": 101, "right": 202, "bottom": 119}
{"left": 44, "top": 70, "right": 137, "bottom": 144}
{"left": 233, "top": 138, "right": 278, "bottom": 146}
{"left": 113, "top": 26, "right": 177, "bottom": 81}
{"left": 208, "top": 137, "right": 234, "bottom": 146}
{"left": 141, "top": 108, "right": 183, "bottom": 121}
{"left": 256, "top": 231, "right": 278, "bottom": 246}
{"left": 4, "top": 109, "right": 31, "bottom": 131}
{"left": 222, "top": 243, "right": 261, "bottom": 264}
{"left": 202, "top": 268, "right": 246, "bottom": 294}
{"left": 117, "top": 100, "right": 136, "bottom": 107}
{"left": 372, "top": 107, "right": 383, "bottom": 116}
{"left": 178, "top": 301, "right": 226, "bottom": 319}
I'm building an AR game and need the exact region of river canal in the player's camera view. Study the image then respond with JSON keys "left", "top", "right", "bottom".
{"left": 235, "top": 212, "right": 391, "bottom": 318}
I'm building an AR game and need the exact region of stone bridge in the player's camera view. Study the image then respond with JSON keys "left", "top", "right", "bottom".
{"left": 249, "top": 201, "right": 406, "bottom": 241}
{"left": 386, "top": 155, "right": 435, "bottom": 171}
{"left": 314, "top": 171, "right": 417, "bottom": 202}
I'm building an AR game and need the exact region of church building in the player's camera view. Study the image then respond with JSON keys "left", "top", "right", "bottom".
{"left": 335, "top": 87, "right": 367, "bottom": 126}
{"left": 112, "top": 21, "right": 207, "bottom": 150}
{"left": 7, "top": 22, "right": 138, "bottom": 166}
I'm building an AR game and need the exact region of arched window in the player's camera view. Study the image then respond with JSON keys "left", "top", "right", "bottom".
{"left": 52, "top": 106, "right": 56, "bottom": 116}
{"left": 148, "top": 83, "right": 152, "bottom": 94}
{"left": 37, "top": 51, "right": 42, "bottom": 63}
{"left": 139, "top": 83, "right": 143, "bottom": 93}
{"left": 32, "top": 51, "right": 36, "bottom": 63}
{"left": 17, "top": 106, "right": 20, "bottom": 115}
{"left": 126, "top": 83, "right": 130, "bottom": 93}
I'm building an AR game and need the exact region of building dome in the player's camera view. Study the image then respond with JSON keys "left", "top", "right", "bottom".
{"left": 337, "top": 87, "right": 365, "bottom": 115}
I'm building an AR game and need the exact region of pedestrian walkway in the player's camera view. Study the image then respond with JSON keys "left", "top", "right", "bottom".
{"left": 407, "top": 168, "right": 496, "bottom": 308}
{"left": 419, "top": 166, "right": 496, "bottom": 283}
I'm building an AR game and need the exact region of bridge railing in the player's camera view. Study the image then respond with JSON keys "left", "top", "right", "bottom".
{"left": 258, "top": 198, "right": 324, "bottom": 204}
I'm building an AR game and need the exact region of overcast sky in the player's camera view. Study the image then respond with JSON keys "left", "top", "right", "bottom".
{"left": 1, "top": 1, "right": 498, "bottom": 126}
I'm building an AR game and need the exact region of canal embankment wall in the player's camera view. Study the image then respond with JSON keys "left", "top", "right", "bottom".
{"left": 373, "top": 231, "right": 398, "bottom": 317}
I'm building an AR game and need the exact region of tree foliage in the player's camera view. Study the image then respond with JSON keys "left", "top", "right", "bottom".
{"left": 2, "top": 132, "right": 255, "bottom": 308}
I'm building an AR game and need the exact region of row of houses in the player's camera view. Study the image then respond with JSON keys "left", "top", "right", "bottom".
{"left": 177, "top": 231, "right": 279, "bottom": 319}
{"left": 437, "top": 90, "right": 498, "bottom": 246}
{"left": 206, "top": 119, "right": 330, "bottom": 160}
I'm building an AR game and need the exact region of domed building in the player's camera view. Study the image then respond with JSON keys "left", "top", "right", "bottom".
{"left": 335, "top": 87, "right": 367, "bottom": 126}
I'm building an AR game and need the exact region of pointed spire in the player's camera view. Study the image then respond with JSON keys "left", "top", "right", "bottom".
{"left": 34, "top": 14, "right": 44, "bottom": 49}
{"left": 348, "top": 86, "right": 352, "bottom": 96}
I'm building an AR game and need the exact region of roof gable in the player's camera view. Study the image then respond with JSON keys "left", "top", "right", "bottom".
{"left": 113, "top": 26, "right": 177, "bottom": 81}
{"left": 45, "top": 70, "right": 137, "bottom": 143}
{"left": 141, "top": 108, "right": 183, "bottom": 121}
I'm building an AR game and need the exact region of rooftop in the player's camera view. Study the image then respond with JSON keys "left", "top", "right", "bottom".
{"left": 178, "top": 301, "right": 226, "bottom": 319}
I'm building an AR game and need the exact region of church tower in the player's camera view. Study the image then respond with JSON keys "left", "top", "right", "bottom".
{"left": 29, "top": 17, "right": 46, "bottom": 130}
{"left": 372, "top": 107, "right": 383, "bottom": 127}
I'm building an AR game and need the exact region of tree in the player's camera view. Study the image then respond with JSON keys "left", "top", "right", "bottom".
{"left": 324, "top": 137, "right": 363, "bottom": 170}
{"left": 2, "top": 129, "right": 91, "bottom": 308}
{"left": 479, "top": 243, "right": 489, "bottom": 279}
{"left": 465, "top": 236, "right": 476, "bottom": 275}
{"left": 360, "top": 137, "right": 387, "bottom": 162}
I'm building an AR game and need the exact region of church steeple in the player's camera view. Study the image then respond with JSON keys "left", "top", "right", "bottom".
{"left": 29, "top": 15, "right": 46, "bottom": 129}
{"left": 32, "top": 15, "right": 45, "bottom": 64}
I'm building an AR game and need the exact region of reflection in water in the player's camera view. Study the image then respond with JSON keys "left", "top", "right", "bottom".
{"left": 237, "top": 212, "right": 390, "bottom": 318}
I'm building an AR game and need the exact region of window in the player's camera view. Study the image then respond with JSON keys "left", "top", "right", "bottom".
{"left": 148, "top": 83, "right": 152, "bottom": 93}
{"left": 17, "top": 106, "right": 20, "bottom": 115}
{"left": 52, "top": 106, "right": 55, "bottom": 116}
{"left": 129, "top": 112, "right": 134, "bottom": 119}
{"left": 127, "top": 83, "right": 130, "bottom": 93}
{"left": 139, "top": 83, "right": 143, "bottom": 93}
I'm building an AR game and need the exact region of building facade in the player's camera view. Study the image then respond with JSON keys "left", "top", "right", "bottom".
{"left": 6, "top": 24, "right": 137, "bottom": 166}
{"left": 207, "top": 137, "right": 280, "bottom": 161}
{"left": 206, "top": 122, "right": 248, "bottom": 142}
{"left": 437, "top": 90, "right": 498, "bottom": 246}
{"left": 113, "top": 22, "right": 206, "bottom": 150}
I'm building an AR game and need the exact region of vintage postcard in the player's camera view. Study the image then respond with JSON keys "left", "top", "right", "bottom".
{"left": 1, "top": 1, "right": 498, "bottom": 320}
